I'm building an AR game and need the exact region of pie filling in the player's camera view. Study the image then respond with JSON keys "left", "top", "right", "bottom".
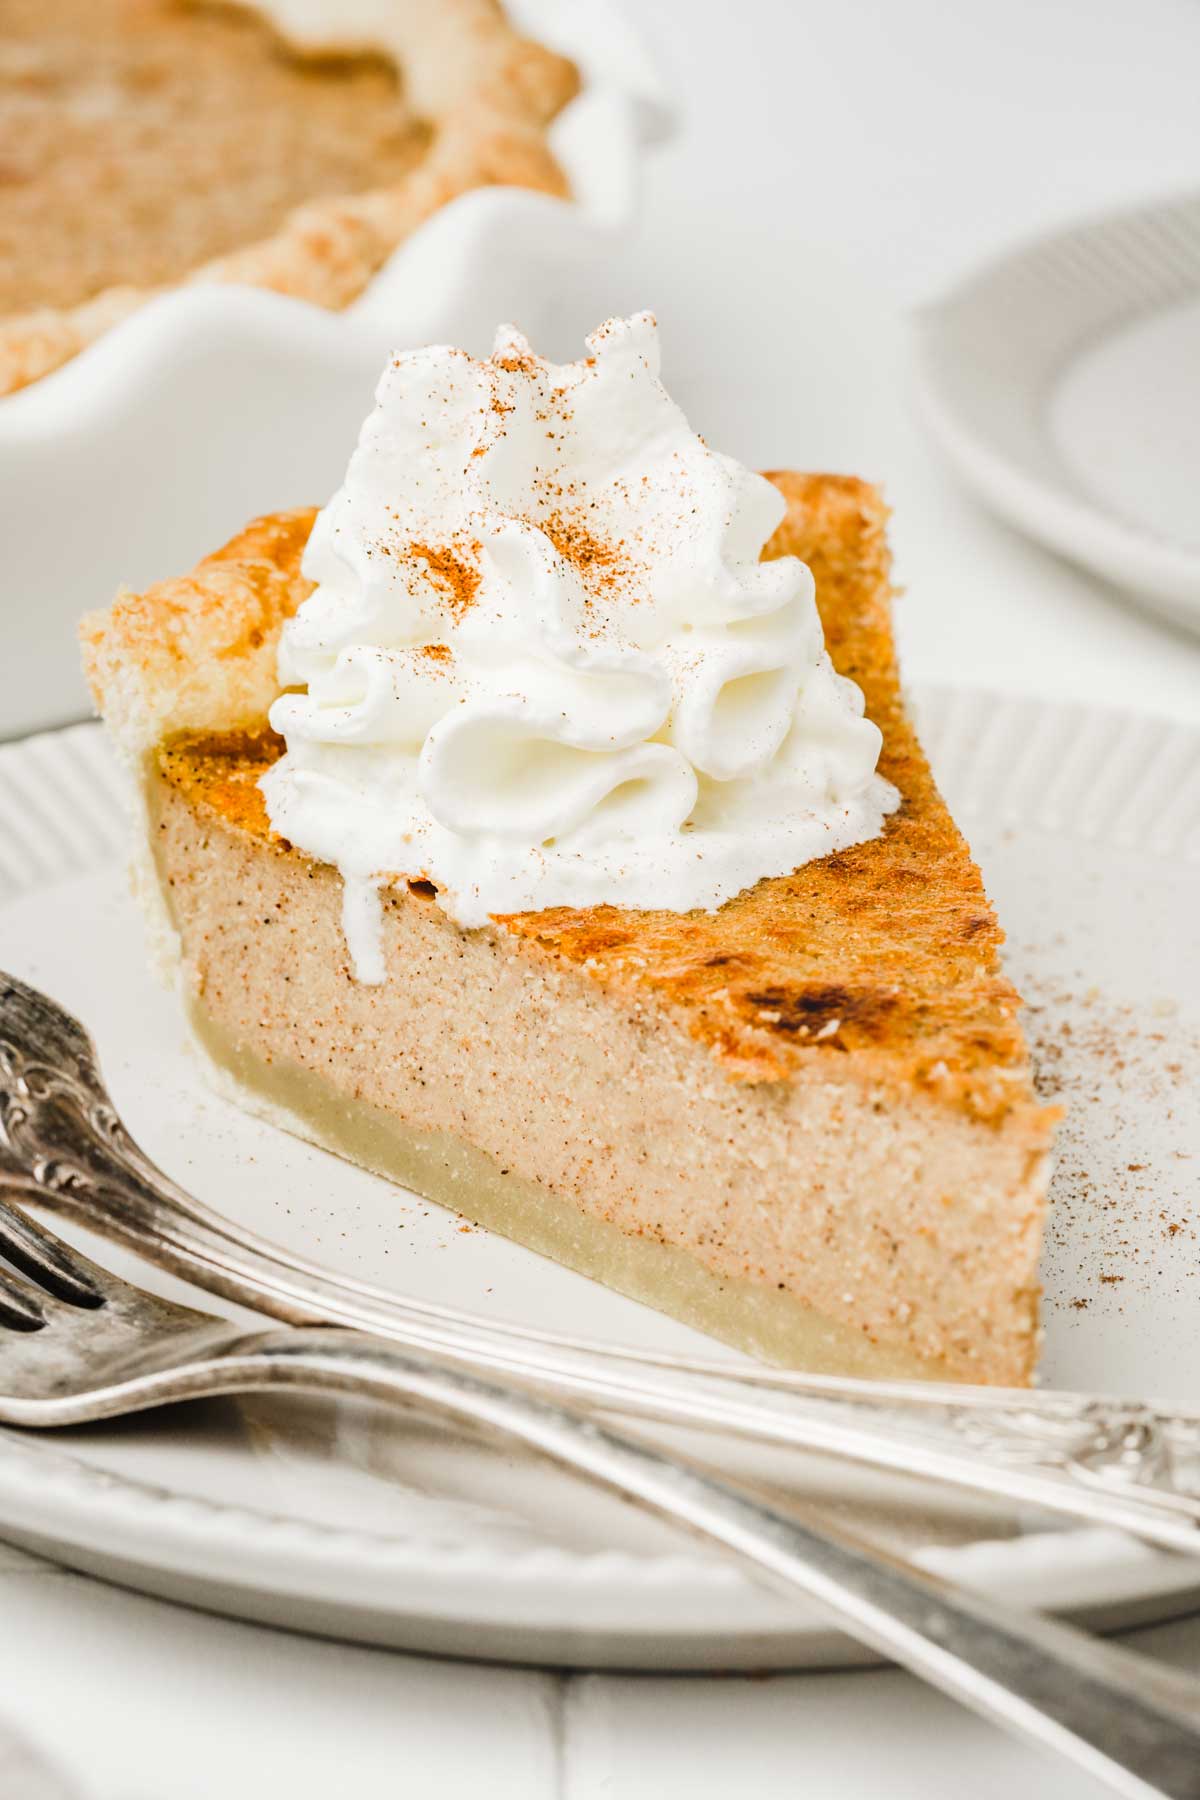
{"left": 0, "top": 0, "right": 431, "bottom": 318}
{"left": 144, "top": 737, "right": 1048, "bottom": 1388}
{"left": 187, "top": 998, "right": 969, "bottom": 1383}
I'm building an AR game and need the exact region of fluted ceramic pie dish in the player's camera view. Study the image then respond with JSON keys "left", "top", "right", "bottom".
{"left": 0, "top": 0, "right": 670, "bottom": 737}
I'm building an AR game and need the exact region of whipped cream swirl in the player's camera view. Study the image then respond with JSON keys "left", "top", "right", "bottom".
{"left": 263, "top": 313, "right": 896, "bottom": 981}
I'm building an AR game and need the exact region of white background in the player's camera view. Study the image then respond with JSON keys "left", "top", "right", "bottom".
{"left": 3, "top": 1, "right": 1200, "bottom": 1795}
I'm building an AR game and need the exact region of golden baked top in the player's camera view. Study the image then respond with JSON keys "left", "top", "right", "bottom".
{"left": 0, "top": 0, "right": 577, "bottom": 395}
{"left": 88, "top": 475, "right": 1052, "bottom": 1132}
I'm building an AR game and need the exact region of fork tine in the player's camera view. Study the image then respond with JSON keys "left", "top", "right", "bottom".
{"left": 0, "top": 1266, "right": 46, "bottom": 1332}
{"left": 0, "top": 1195, "right": 106, "bottom": 1311}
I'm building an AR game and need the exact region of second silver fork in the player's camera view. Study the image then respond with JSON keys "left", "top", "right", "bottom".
{"left": 2, "top": 1197, "right": 1200, "bottom": 1800}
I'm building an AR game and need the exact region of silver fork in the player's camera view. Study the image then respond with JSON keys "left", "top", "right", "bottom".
{"left": 2, "top": 1198, "right": 1200, "bottom": 1800}
{"left": 3, "top": 971, "right": 1200, "bottom": 1558}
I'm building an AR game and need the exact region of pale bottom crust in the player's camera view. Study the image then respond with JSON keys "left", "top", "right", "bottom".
{"left": 189, "top": 999, "right": 974, "bottom": 1383}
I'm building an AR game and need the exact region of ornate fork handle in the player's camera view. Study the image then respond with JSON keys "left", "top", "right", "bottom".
{"left": 3, "top": 970, "right": 1200, "bottom": 1555}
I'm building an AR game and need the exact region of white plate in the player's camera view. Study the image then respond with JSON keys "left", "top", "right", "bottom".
{"left": 0, "top": 0, "right": 671, "bottom": 740}
{"left": 0, "top": 691, "right": 1198, "bottom": 1670}
{"left": 912, "top": 190, "right": 1200, "bottom": 636}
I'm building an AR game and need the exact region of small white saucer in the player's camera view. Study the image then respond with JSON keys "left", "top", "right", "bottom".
{"left": 913, "top": 190, "right": 1200, "bottom": 635}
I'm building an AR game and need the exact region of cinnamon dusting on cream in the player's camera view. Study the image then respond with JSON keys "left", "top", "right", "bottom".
{"left": 407, "top": 541, "right": 482, "bottom": 620}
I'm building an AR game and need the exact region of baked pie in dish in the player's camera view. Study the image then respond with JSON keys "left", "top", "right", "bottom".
{"left": 82, "top": 315, "right": 1057, "bottom": 1385}
{"left": 0, "top": 0, "right": 577, "bottom": 394}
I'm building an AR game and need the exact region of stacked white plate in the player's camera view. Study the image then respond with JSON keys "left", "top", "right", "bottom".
{"left": 914, "top": 188, "right": 1200, "bottom": 636}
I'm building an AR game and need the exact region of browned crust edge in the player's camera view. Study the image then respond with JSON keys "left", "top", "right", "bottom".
{"left": 0, "top": 0, "right": 579, "bottom": 396}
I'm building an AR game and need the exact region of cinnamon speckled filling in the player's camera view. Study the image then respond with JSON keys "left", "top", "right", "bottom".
{"left": 150, "top": 767, "right": 1049, "bottom": 1385}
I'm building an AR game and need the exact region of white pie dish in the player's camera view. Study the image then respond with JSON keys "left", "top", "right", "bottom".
{"left": 0, "top": 688, "right": 1197, "bottom": 1670}
{"left": 0, "top": 0, "right": 671, "bottom": 741}
{"left": 912, "top": 189, "right": 1200, "bottom": 639}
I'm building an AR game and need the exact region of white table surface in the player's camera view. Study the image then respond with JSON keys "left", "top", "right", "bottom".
{"left": 4, "top": 1, "right": 1200, "bottom": 1795}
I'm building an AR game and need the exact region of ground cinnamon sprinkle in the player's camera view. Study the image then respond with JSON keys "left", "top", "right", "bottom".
{"left": 1021, "top": 974, "right": 1198, "bottom": 1314}
{"left": 418, "top": 642, "right": 453, "bottom": 663}
{"left": 541, "top": 510, "right": 625, "bottom": 583}
{"left": 409, "top": 541, "right": 482, "bottom": 621}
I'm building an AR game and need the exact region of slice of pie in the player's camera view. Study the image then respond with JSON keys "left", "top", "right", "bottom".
{"left": 0, "top": 0, "right": 577, "bottom": 395}
{"left": 81, "top": 490, "right": 1057, "bottom": 1388}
